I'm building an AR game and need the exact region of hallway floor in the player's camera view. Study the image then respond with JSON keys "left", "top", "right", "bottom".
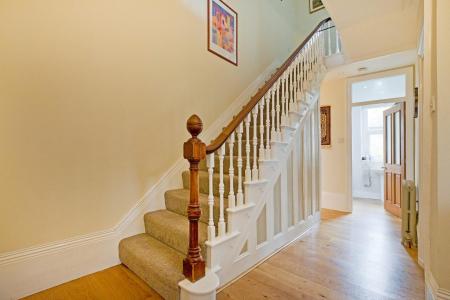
{"left": 218, "top": 198, "right": 424, "bottom": 300}
{"left": 23, "top": 199, "right": 424, "bottom": 300}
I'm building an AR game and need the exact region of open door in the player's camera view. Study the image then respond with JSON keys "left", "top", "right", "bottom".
{"left": 383, "top": 103, "right": 405, "bottom": 218}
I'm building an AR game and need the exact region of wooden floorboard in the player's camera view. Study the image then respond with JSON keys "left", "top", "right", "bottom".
{"left": 218, "top": 198, "right": 424, "bottom": 300}
{"left": 23, "top": 198, "right": 424, "bottom": 300}
{"left": 22, "top": 265, "right": 163, "bottom": 300}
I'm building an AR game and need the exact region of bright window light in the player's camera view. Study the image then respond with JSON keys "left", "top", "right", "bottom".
{"left": 352, "top": 75, "right": 406, "bottom": 103}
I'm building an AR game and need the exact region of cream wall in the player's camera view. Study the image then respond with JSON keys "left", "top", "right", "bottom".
{"left": 319, "top": 78, "right": 350, "bottom": 211}
{"left": 420, "top": 0, "right": 450, "bottom": 293}
{"left": 0, "top": 0, "right": 329, "bottom": 253}
{"left": 430, "top": 0, "right": 450, "bottom": 290}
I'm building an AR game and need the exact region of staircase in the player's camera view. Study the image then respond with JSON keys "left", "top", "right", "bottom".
{"left": 119, "top": 18, "right": 339, "bottom": 300}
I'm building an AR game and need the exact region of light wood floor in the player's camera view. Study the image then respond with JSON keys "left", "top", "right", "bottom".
{"left": 23, "top": 198, "right": 424, "bottom": 300}
{"left": 218, "top": 198, "right": 424, "bottom": 300}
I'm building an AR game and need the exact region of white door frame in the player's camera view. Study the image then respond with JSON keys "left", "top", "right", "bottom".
{"left": 346, "top": 66, "right": 415, "bottom": 211}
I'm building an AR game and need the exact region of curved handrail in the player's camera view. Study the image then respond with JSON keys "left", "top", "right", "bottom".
{"left": 205, "top": 17, "right": 331, "bottom": 154}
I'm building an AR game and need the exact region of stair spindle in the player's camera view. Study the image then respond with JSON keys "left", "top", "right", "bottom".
{"left": 276, "top": 81, "right": 281, "bottom": 140}
{"left": 290, "top": 66, "right": 295, "bottom": 113}
{"left": 228, "top": 132, "right": 235, "bottom": 209}
{"left": 281, "top": 75, "right": 286, "bottom": 126}
{"left": 259, "top": 99, "right": 265, "bottom": 160}
{"left": 245, "top": 114, "right": 251, "bottom": 182}
{"left": 218, "top": 144, "right": 226, "bottom": 236}
{"left": 265, "top": 93, "right": 271, "bottom": 159}
{"left": 236, "top": 123, "right": 244, "bottom": 206}
{"left": 271, "top": 88, "right": 276, "bottom": 144}
{"left": 335, "top": 29, "right": 341, "bottom": 54}
{"left": 327, "top": 23, "right": 332, "bottom": 56}
{"left": 252, "top": 104, "right": 259, "bottom": 181}
{"left": 206, "top": 153, "right": 215, "bottom": 241}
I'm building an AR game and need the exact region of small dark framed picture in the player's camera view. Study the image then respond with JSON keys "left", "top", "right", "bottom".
{"left": 207, "top": 0, "right": 238, "bottom": 66}
{"left": 310, "top": 0, "right": 325, "bottom": 13}
{"left": 320, "top": 105, "right": 331, "bottom": 146}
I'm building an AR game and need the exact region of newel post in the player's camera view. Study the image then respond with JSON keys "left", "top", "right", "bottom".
{"left": 183, "top": 115, "right": 206, "bottom": 282}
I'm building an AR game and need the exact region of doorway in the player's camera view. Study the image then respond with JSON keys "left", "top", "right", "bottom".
{"left": 352, "top": 103, "right": 393, "bottom": 201}
{"left": 347, "top": 67, "right": 414, "bottom": 216}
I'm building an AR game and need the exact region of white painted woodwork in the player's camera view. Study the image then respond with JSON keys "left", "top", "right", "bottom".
{"left": 259, "top": 99, "right": 265, "bottom": 160}
{"left": 245, "top": 114, "right": 251, "bottom": 183}
{"left": 236, "top": 123, "right": 244, "bottom": 206}
{"left": 251, "top": 105, "right": 259, "bottom": 181}
{"left": 265, "top": 93, "right": 272, "bottom": 159}
{"left": 228, "top": 132, "right": 235, "bottom": 209}
{"left": 207, "top": 153, "right": 215, "bottom": 241}
{"left": 218, "top": 144, "right": 226, "bottom": 236}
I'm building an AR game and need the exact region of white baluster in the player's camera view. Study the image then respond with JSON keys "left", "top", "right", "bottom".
{"left": 276, "top": 81, "right": 281, "bottom": 139}
{"left": 218, "top": 144, "right": 226, "bottom": 236}
{"left": 271, "top": 88, "right": 276, "bottom": 144}
{"left": 313, "top": 35, "right": 317, "bottom": 73}
{"left": 265, "top": 92, "right": 271, "bottom": 159}
{"left": 236, "top": 123, "right": 244, "bottom": 206}
{"left": 327, "top": 22, "right": 332, "bottom": 55}
{"left": 295, "top": 63, "right": 298, "bottom": 100}
{"left": 245, "top": 114, "right": 251, "bottom": 182}
{"left": 306, "top": 41, "right": 311, "bottom": 84}
{"left": 286, "top": 72, "right": 290, "bottom": 117}
{"left": 228, "top": 132, "right": 235, "bottom": 209}
{"left": 259, "top": 99, "right": 265, "bottom": 160}
{"left": 335, "top": 29, "right": 341, "bottom": 54}
{"left": 300, "top": 54, "right": 304, "bottom": 94}
{"left": 252, "top": 104, "right": 259, "bottom": 181}
{"left": 281, "top": 75, "right": 286, "bottom": 126}
{"left": 206, "top": 153, "right": 215, "bottom": 241}
{"left": 290, "top": 66, "right": 295, "bottom": 112}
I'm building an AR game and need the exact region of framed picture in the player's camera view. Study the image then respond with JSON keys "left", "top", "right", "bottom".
{"left": 309, "top": 0, "right": 325, "bottom": 13}
{"left": 208, "top": 0, "right": 238, "bottom": 66}
{"left": 320, "top": 105, "right": 331, "bottom": 146}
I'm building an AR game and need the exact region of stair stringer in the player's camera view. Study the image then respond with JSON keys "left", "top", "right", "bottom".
{"left": 204, "top": 86, "right": 322, "bottom": 289}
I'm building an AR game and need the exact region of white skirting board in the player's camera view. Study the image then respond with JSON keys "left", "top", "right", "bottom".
{"left": 0, "top": 59, "right": 281, "bottom": 300}
{"left": 426, "top": 271, "right": 450, "bottom": 300}
{"left": 320, "top": 191, "right": 351, "bottom": 212}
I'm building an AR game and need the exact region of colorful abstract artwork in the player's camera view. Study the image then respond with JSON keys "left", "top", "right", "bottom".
{"left": 208, "top": 0, "right": 238, "bottom": 65}
{"left": 320, "top": 105, "right": 331, "bottom": 146}
{"left": 310, "top": 0, "right": 325, "bottom": 13}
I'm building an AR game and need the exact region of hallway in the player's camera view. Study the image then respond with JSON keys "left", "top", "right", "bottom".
{"left": 23, "top": 199, "right": 424, "bottom": 300}
{"left": 218, "top": 198, "right": 424, "bottom": 300}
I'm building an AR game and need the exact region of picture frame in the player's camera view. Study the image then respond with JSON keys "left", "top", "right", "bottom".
{"left": 309, "top": 0, "right": 325, "bottom": 13}
{"left": 320, "top": 105, "right": 331, "bottom": 146}
{"left": 207, "top": 0, "right": 238, "bottom": 66}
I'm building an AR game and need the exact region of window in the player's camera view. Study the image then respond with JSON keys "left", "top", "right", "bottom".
{"left": 351, "top": 75, "right": 406, "bottom": 103}
{"left": 361, "top": 104, "right": 393, "bottom": 164}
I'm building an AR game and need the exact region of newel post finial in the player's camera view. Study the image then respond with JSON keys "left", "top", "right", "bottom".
{"left": 183, "top": 114, "right": 206, "bottom": 282}
{"left": 186, "top": 114, "right": 203, "bottom": 138}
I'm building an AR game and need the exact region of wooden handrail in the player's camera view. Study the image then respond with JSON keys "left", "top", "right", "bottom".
{"left": 205, "top": 17, "right": 331, "bottom": 154}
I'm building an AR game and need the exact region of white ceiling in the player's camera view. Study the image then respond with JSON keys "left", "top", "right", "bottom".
{"left": 323, "top": 0, "right": 422, "bottom": 62}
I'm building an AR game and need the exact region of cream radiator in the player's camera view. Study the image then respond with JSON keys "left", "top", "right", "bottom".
{"left": 402, "top": 180, "right": 418, "bottom": 248}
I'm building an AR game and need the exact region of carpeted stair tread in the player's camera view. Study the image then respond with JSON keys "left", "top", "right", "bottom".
{"left": 165, "top": 188, "right": 225, "bottom": 224}
{"left": 182, "top": 170, "right": 238, "bottom": 196}
{"left": 144, "top": 210, "right": 208, "bottom": 259}
{"left": 119, "top": 233, "right": 184, "bottom": 300}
